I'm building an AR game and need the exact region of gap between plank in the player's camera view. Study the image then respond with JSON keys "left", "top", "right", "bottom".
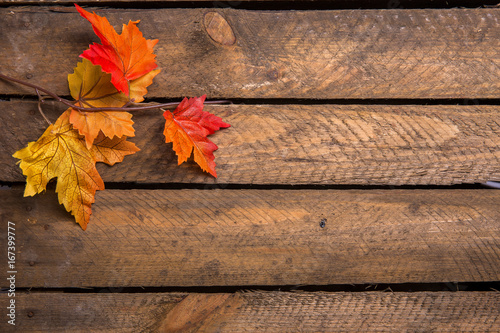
{"left": 11, "top": 281, "right": 500, "bottom": 294}
{"left": 1, "top": 0, "right": 499, "bottom": 10}
{"left": 4, "top": 95, "right": 500, "bottom": 106}
{"left": 0, "top": 181, "right": 493, "bottom": 190}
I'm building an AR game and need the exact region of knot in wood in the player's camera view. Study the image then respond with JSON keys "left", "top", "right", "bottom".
{"left": 204, "top": 12, "right": 236, "bottom": 46}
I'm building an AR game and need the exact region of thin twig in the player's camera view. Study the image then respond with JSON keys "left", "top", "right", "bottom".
{"left": 122, "top": 98, "right": 136, "bottom": 108}
{"left": 35, "top": 88, "right": 43, "bottom": 101}
{"left": 37, "top": 100, "right": 52, "bottom": 126}
{"left": 35, "top": 88, "right": 52, "bottom": 125}
{"left": 0, "top": 72, "right": 76, "bottom": 107}
{"left": 0, "top": 72, "right": 232, "bottom": 113}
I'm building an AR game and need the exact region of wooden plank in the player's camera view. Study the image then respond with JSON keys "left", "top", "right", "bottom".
{"left": 0, "top": 0, "right": 304, "bottom": 2}
{"left": 2, "top": 291, "right": 499, "bottom": 332}
{"left": 1, "top": 188, "right": 498, "bottom": 288}
{"left": 1, "top": 7, "right": 499, "bottom": 99}
{"left": 2, "top": 101, "right": 500, "bottom": 185}
{"left": 1, "top": 292, "right": 184, "bottom": 332}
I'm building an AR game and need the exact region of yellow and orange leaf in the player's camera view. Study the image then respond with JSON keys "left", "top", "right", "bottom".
{"left": 13, "top": 110, "right": 104, "bottom": 230}
{"left": 70, "top": 110, "right": 134, "bottom": 149}
{"left": 91, "top": 132, "right": 140, "bottom": 166}
{"left": 76, "top": 4, "right": 158, "bottom": 95}
{"left": 129, "top": 68, "right": 161, "bottom": 103}
{"left": 69, "top": 59, "right": 129, "bottom": 108}
{"left": 68, "top": 59, "right": 159, "bottom": 148}
{"left": 13, "top": 110, "right": 139, "bottom": 229}
{"left": 163, "top": 95, "right": 230, "bottom": 177}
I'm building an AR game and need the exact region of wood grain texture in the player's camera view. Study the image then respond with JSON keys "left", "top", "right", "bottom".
{"left": 0, "top": 0, "right": 298, "bottom": 2}
{"left": 2, "top": 101, "right": 500, "bottom": 185}
{"left": 1, "top": 292, "right": 184, "bottom": 332}
{"left": 1, "top": 7, "right": 499, "bottom": 99}
{"left": 1, "top": 188, "right": 498, "bottom": 288}
{"left": 2, "top": 291, "right": 499, "bottom": 332}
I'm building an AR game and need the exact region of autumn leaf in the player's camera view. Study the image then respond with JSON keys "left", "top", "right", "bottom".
{"left": 68, "top": 58, "right": 160, "bottom": 148}
{"left": 76, "top": 4, "right": 158, "bottom": 95}
{"left": 91, "top": 132, "right": 140, "bottom": 166}
{"left": 68, "top": 59, "right": 134, "bottom": 149}
{"left": 12, "top": 110, "right": 139, "bottom": 230}
{"left": 163, "top": 95, "right": 230, "bottom": 177}
{"left": 128, "top": 68, "right": 161, "bottom": 103}
{"left": 13, "top": 111, "right": 103, "bottom": 230}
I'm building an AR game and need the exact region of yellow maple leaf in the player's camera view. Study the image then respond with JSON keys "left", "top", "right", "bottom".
{"left": 13, "top": 110, "right": 139, "bottom": 230}
{"left": 68, "top": 58, "right": 160, "bottom": 148}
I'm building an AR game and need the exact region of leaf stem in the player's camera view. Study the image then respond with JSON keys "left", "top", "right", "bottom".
{"left": 0, "top": 72, "right": 77, "bottom": 107}
{"left": 0, "top": 72, "right": 232, "bottom": 113}
{"left": 35, "top": 88, "right": 53, "bottom": 125}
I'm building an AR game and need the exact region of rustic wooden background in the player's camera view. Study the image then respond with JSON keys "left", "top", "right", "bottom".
{"left": 1, "top": 0, "right": 499, "bottom": 331}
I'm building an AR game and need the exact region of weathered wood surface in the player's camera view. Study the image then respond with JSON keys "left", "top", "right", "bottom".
{"left": 1, "top": 188, "right": 498, "bottom": 288}
{"left": 0, "top": 0, "right": 299, "bottom": 2}
{"left": 2, "top": 291, "right": 499, "bottom": 332}
{"left": 2, "top": 101, "right": 499, "bottom": 185}
{"left": 1, "top": 7, "right": 499, "bottom": 99}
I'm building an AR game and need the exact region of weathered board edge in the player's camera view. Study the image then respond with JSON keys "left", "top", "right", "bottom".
{"left": 1, "top": 7, "right": 500, "bottom": 99}
{"left": 2, "top": 291, "right": 499, "bottom": 332}
{"left": 1, "top": 188, "right": 498, "bottom": 288}
{"left": 2, "top": 101, "right": 500, "bottom": 185}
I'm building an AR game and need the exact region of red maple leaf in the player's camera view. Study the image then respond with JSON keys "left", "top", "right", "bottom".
{"left": 75, "top": 4, "right": 158, "bottom": 95}
{"left": 163, "top": 95, "right": 230, "bottom": 177}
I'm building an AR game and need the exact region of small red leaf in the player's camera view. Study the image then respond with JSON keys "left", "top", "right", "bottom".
{"left": 163, "top": 95, "right": 230, "bottom": 177}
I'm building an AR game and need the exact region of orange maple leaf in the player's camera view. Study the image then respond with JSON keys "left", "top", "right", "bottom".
{"left": 91, "top": 131, "right": 140, "bottom": 166}
{"left": 76, "top": 4, "right": 158, "bottom": 95}
{"left": 13, "top": 110, "right": 139, "bottom": 230}
{"left": 163, "top": 95, "right": 230, "bottom": 177}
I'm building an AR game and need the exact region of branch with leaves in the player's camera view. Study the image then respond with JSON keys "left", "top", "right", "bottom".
{"left": 0, "top": 72, "right": 229, "bottom": 115}
{"left": 4, "top": 4, "right": 230, "bottom": 230}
